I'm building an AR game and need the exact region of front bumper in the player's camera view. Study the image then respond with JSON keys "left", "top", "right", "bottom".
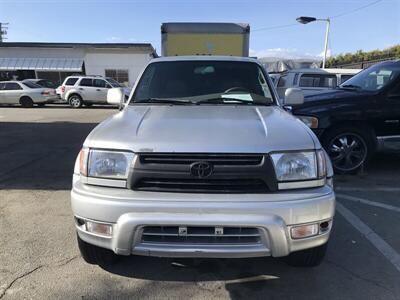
{"left": 71, "top": 178, "right": 335, "bottom": 258}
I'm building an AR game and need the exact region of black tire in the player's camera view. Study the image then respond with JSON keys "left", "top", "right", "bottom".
{"left": 77, "top": 234, "right": 118, "bottom": 266}
{"left": 321, "top": 126, "right": 375, "bottom": 174}
{"left": 68, "top": 94, "right": 83, "bottom": 108}
{"left": 285, "top": 243, "right": 328, "bottom": 267}
{"left": 20, "top": 96, "right": 34, "bottom": 108}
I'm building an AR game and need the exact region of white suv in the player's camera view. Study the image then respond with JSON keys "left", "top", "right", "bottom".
{"left": 59, "top": 76, "right": 127, "bottom": 108}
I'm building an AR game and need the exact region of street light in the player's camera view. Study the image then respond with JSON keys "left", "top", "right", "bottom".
{"left": 296, "top": 16, "right": 331, "bottom": 69}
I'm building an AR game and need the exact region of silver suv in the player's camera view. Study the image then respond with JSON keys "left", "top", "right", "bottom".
{"left": 71, "top": 56, "right": 335, "bottom": 267}
{"left": 59, "top": 75, "right": 126, "bottom": 108}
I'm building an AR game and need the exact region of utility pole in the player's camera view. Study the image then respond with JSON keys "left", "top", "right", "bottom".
{"left": 0, "top": 23, "right": 9, "bottom": 42}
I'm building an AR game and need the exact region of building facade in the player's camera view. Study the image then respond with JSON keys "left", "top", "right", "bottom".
{"left": 0, "top": 42, "right": 156, "bottom": 86}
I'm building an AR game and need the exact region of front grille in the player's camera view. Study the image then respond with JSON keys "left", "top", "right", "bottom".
{"left": 130, "top": 153, "right": 278, "bottom": 193}
{"left": 139, "top": 153, "right": 263, "bottom": 166}
{"left": 135, "top": 178, "right": 268, "bottom": 193}
{"left": 141, "top": 226, "right": 262, "bottom": 245}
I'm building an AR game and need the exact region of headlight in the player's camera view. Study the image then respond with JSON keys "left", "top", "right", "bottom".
{"left": 271, "top": 150, "right": 326, "bottom": 189}
{"left": 297, "top": 116, "right": 318, "bottom": 128}
{"left": 80, "top": 148, "right": 134, "bottom": 180}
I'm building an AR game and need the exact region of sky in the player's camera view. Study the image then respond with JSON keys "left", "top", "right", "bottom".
{"left": 0, "top": 0, "right": 399, "bottom": 59}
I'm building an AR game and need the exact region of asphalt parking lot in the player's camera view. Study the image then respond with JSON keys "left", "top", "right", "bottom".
{"left": 1, "top": 105, "right": 400, "bottom": 300}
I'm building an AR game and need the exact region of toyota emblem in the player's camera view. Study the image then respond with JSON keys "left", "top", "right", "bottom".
{"left": 190, "top": 161, "right": 213, "bottom": 178}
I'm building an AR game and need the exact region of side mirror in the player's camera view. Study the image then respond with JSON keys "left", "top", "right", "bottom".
{"left": 107, "top": 88, "right": 125, "bottom": 109}
{"left": 284, "top": 88, "right": 304, "bottom": 106}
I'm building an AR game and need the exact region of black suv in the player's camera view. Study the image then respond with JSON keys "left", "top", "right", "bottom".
{"left": 293, "top": 60, "right": 400, "bottom": 173}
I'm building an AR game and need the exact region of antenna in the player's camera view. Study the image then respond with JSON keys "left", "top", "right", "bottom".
{"left": 0, "top": 23, "right": 9, "bottom": 42}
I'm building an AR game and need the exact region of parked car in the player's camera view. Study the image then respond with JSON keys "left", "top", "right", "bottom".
{"left": 71, "top": 56, "right": 335, "bottom": 267}
{"left": 23, "top": 78, "right": 57, "bottom": 89}
{"left": 275, "top": 68, "right": 361, "bottom": 100}
{"left": 58, "top": 75, "right": 130, "bottom": 108}
{"left": 0, "top": 80, "right": 58, "bottom": 107}
{"left": 293, "top": 60, "right": 400, "bottom": 173}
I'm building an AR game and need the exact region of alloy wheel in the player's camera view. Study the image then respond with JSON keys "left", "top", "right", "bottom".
{"left": 328, "top": 132, "right": 368, "bottom": 172}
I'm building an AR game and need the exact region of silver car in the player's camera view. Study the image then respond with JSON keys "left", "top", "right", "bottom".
{"left": 0, "top": 80, "right": 58, "bottom": 107}
{"left": 71, "top": 56, "right": 335, "bottom": 267}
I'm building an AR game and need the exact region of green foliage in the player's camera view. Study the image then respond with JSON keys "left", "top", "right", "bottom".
{"left": 326, "top": 45, "right": 400, "bottom": 67}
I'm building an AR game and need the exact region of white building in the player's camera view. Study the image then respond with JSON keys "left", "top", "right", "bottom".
{"left": 0, "top": 42, "right": 157, "bottom": 86}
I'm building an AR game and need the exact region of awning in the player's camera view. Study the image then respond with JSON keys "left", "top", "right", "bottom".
{"left": 0, "top": 57, "right": 83, "bottom": 71}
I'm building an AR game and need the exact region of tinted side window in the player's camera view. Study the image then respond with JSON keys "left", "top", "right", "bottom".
{"left": 299, "top": 74, "right": 337, "bottom": 88}
{"left": 0, "top": 83, "right": 5, "bottom": 90}
{"left": 340, "top": 75, "right": 353, "bottom": 84}
{"left": 65, "top": 78, "right": 79, "bottom": 86}
{"left": 4, "top": 82, "right": 22, "bottom": 90}
{"left": 277, "top": 75, "right": 287, "bottom": 87}
{"left": 93, "top": 79, "right": 106, "bottom": 88}
{"left": 79, "top": 78, "right": 93, "bottom": 87}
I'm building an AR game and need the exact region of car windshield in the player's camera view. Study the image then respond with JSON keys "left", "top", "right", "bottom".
{"left": 106, "top": 78, "right": 122, "bottom": 88}
{"left": 339, "top": 63, "right": 400, "bottom": 92}
{"left": 22, "top": 81, "right": 43, "bottom": 89}
{"left": 131, "top": 60, "right": 274, "bottom": 105}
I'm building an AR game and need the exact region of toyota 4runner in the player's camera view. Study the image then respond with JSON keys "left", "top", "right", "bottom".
{"left": 71, "top": 56, "right": 335, "bottom": 267}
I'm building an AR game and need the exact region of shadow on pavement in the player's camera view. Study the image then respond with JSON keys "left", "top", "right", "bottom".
{"left": 0, "top": 121, "right": 98, "bottom": 190}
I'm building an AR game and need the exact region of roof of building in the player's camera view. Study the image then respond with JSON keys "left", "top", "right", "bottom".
{"left": 0, "top": 42, "right": 156, "bottom": 53}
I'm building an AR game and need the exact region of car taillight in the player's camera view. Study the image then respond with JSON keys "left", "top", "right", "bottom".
{"left": 41, "top": 90, "right": 50, "bottom": 95}
{"left": 61, "top": 86, "right": 65, "bottom": 92}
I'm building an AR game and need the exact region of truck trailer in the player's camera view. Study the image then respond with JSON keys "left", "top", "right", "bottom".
{"left": 161, "top": 22, "right": 250, "bottom": 57}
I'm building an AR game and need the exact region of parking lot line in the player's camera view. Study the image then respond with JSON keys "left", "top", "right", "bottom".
{"left": 338, "top": 194, "right": 400, "bottom": 213}
{"left": 336, "top": 202, "right": 400, "bottom": 273}
{"left": 336, "top": 187, "right": 400, "bottom": 192}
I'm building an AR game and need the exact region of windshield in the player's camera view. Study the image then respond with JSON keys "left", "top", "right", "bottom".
{"left": 106, "top": 78, "right": 122, "bottom": 88}
{"left": 339, "top": 63, "right": 400, "bottom": 91}
{"left": 22, "top": 81, "right": 43, "bottom": 89}
{"left": 131, "top": 61, "right": 274, "bottom": 105}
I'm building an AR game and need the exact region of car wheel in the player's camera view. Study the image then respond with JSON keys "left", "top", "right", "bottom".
{"left": 20, "top": 96, "right": 34, "bottom": 108}
{"left": 322, "top": 127, "right": 374, "bottom": 174}
{"left": 69, "top": 95, "right": 83, "bottom": 108}
{"left": 77, "top": 234, "right": 118, "bottom": 266}
{"left": 285, "top": 243, "right": 328, "bottom": 267}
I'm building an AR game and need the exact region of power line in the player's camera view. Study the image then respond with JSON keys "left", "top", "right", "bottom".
{"left": 252, "top": 0, "right": 384, "bottom": 32}
{"left": 332, "top": 0, "right": 384, "bottom": 19}
{"left": 252, "top": 23, "right": 300, "bottom": 32}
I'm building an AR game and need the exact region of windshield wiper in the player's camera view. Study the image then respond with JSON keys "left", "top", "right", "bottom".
{"left": 133, "top": 98, "right": 194, "bottom": 105}
{"left": 340, "top": 84, "right": 362, "bottom": 90}
{"left": 195, "top": 98, "right": 271, "bottom": 105}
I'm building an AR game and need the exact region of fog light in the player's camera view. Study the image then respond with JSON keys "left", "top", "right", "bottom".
{"left": 291, "top": 223, "right": 319, "bottom": 239}
{"left": 86, "top": 221, "right": 113, "bottom": 236}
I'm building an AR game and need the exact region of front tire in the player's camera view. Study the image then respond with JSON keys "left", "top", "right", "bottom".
{"left": 20, "top": 96, "right": 34, "bottom": 108}
{"left": 69, "top": 95, "right": 83, "bottom": 108}
{"left": 322, "top": 126, "right": 375, "bottom": 174}
{"left": 77, "top": 234, "right": 118, "bottom": 265}
{"left": 285, "top": 243, "right": 328, "bottom": 267}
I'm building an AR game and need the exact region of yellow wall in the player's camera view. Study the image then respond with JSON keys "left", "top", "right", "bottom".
{"left": 165, "top": 34, "right": 245, "bottom": 56}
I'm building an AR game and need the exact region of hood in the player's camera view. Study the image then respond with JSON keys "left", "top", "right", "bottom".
{"left": 85, "top": 105, "right": 317, "bottom": 153}
{"left": 303, "top": 88, "right": 372, "bottom": 103}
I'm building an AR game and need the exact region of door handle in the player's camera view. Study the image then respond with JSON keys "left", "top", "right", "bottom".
{"left": 79, "top": 88, "right": 84, "bottom": 91}
{"left": 96, "top": 89, "right": 101, "bottom": 91}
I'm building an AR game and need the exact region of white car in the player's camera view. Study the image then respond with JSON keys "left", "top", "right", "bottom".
{"left": 275, "top": 68, "right": 361, "bottom": 100}
{"left": 0, "top": 81, "right": 58, "bottom": 108}
{"left": 58, "top": 75, "right": 130, "bottom": 108}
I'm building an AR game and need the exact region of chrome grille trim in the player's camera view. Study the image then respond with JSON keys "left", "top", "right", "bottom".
{"left": 140, "top": 226, "right": 262, "bottom": 245}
